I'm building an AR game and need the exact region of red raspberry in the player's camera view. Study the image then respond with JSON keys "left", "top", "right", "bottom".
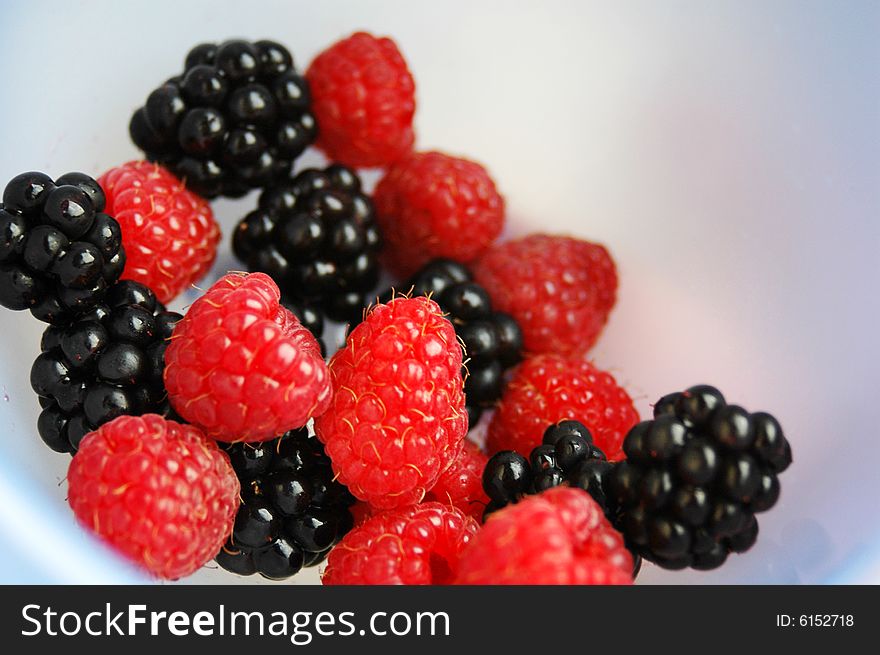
{"left": 323, "top": 503, "right": 479, "bottom": 584}
{"left": 314, "top": 296, "right": 467, "bottom": 510}
{"left": 67, "top": 414, "right": 240, "bottom": 580}
{"left": 163, "top": 272, "right": 331, "bottom": 442}
{"left": 425, "top": 439, "right": 490, "bottom": 521}
{"left": 473, "top": 234, "right": 617, "bottom": 355}
{"left": 455, "top": 487, "right": 632, "bottom": 584}
{"left": 373, "top": 151, "right": 505, "bottom": 277}
{"left": 306, "top": 32, "right": 415, "bottom": 168}
{"left": 488, "top": 354, "right": 638, "bottom": 461}
{"left": 98, "top": 161, "right": 220, "bottom": 304}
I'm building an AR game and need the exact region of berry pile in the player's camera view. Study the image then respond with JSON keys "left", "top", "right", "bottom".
{"left": 215, "top": 429, "right": 356, "bottom": 580}
{"left": 0, "top": 30, "right": 797, "bottom": 587}
{"left": 232, "top": 165, "right": 382, "bottom": 324}
{"left": 375, "top": 259, "right": 523, "bottom": 426}
{"left": 483, "top": 420, "right": 613, "bottom": 520}
{"left": 130, "top": 40, "right": 316, "bottom": 198}
{"left": 609, "top": 385, "right": 792, "bottom": 570}
{"left": 0, "top": 172, "right": 125, "bottom": 324}
{"left": 32, "top": 280, "right": 180, "bottom": 454}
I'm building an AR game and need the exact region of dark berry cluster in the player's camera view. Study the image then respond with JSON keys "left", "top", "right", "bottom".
{"left": 215, "top": 429, "right": 356, "bottom": 580}
{"left": 31, "top": 281, "right": 181, "bottom": 454}
{"left": 609, "top": 385, "right": 792, "bottom": 570}
{"left": 0, "top": 172, "right": 125, "bottom": 324}
{"left": 483, "top": 420, "right": 612, "bottom": 520}
{"left": 232, "top": 165, "right": 382, "bottom": 324}
{"left": 130, "top": 40, "right": 316, "bottom": 199}
{"left": 376, "top": 259, "right": 523, "bottom": 426}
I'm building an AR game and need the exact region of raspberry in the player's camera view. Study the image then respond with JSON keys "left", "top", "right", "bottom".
{"left": 373, "top": 152, "right": 504, "bottom": 277}
{"left": 67, "top": 414, "right": 240, "bottom": 579}
{"left": 323, "top": 503, "right": 478, "bottom": 584}
{"left": 610, "top": 385, "right": 792, "bottom": 571}
{"left": 232, "top": 164, "right": 382, "bottom": 324}
{"left": 32, "top": 280, "right": 181, "bottom": 453}
{"left": 0, "top": 171, "right": 126, "bottom": 324}
{"left": 306, "top": 32, "right": 415, "bottom": 168}
{"left": 163, "top": 272, "right": 331, "bottom": 441}
{"left": 314, "top": 296, "right": 467, "bottom": 510}
{"left": 129, "top": 40, "right": 316, "bottom": 198}
{"left": 98, "top": 161, "right": 220, "bottom": 304}
{"left": 215, "top": 428, "right": 356, "bottom": 579}
{"left": 426, "top": 439, "right": 490, "bottom": 521}
{"left": 455, "top": 486, "right": 632, "bottom": 585}
{"left": 487, "top": 354, "right": 638, "bottom": 461}
{"left": 473, "top": 234, "right": 617, "bottom": 355}
{"left": 374, "top": 259, "right": 524, "bottom": 427}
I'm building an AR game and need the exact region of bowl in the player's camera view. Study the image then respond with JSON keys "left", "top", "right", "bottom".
{"left": 1, "top": 0, "right": 877, "bottom": 584}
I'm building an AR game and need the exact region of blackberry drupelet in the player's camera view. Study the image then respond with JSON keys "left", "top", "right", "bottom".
{"left": 129, "top": 40, "right": 316, "bottom": 199}
{"left": 232, "top": 165, "right": 382, "bottom": 324}
{"left": 0, "top": 171, "right": 125, "bottom": 324}
{"left": 31, "top": 280, "right": 181, "bottom": 454}
{"left": 483, "top": 420, "right": 613, "bottom": 520}
{"left": 375, "top": 259, "right": 524, "bottom": 425}
{"left": 215, "top": 428, "right": 356, "bottom": 580}
{"left": 608, "top": 385, "right": 793, "bottom": 570}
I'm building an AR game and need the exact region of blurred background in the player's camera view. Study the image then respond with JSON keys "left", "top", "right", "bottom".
{"left": 0, "top": 0, "right": 878, "bottom": 584}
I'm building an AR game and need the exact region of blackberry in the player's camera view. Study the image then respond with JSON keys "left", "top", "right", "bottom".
{"left": 215, "top": 428, "right": 356, "bottom": 580}
{"left": 129, "top": 40, "right": 316, "bottom": 199}
{"left": 0, "top": 171, "right": 125, "bottom": 324}
{"left": 30, "top": 280, "right": 181, "bottom": 454}
{"left": 483, "top": 420, "right": 613, "bottom": 519}
{"left": 375, "top": 259, "right": 523, "bottom": 424}
{"left": 608, "top": 385, "right": 792, "bottom": 570}
{"left": 232, "top": 165, "right": 382, "bottom": 324}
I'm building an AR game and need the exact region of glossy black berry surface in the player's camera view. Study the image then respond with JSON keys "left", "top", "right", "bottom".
{"left": 233, "top": 165, "right": 382, "bottom": 324}
{"left": 130, "top": 40, "right": 316, "bottom": 198}
{"left": 609, "top": 385, "right": 792, "bottom": 571}
{"left": 216, "top": 428, "right": 356, "bottom": 580}
{"left": 0, "top": 172, "right": 125, "bottom": 323}
{"left": 30, "top": 280, "right": 180, "bottom": 453}
{"left": 483, "top": 420, "right": 613, "bottom": 521}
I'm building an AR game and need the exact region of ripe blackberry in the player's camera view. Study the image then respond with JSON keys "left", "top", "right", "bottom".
{"left": 0, "top": 171, "right": 125, "bottom": 324}
{"left": 215, "top": 428, "right": 356, "bottom": 580}
{"left": 483, "top": 420, "right": 613, "bottom": 519}
{"left": 232, "top": 165, "right": 382, "bottom": 324}
{"left": 129, "top": 40, "right": 316, "bottom": 199}
{"left": 30, "top": 280, "right": 181, "bottom": 454}
{"left": 375, "top": 259, "right": 523, "bottom": 425}
{"left": 608, "top": 385, "right": 793, "bottom": 571}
